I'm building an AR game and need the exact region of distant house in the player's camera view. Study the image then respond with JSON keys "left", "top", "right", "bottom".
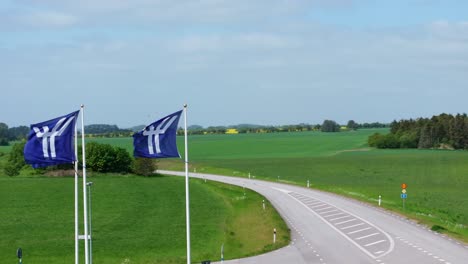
{"left": 225, "top": 128, "right": 239, "bottom": 134}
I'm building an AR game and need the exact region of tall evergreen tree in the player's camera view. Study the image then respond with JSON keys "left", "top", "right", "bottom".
{"left": 371, "top": 113, "right": 468, "bottom": 150}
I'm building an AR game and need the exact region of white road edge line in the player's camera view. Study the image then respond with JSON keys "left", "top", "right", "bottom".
{"left": 270, "top": 186, "right": 291, "bottom": 193}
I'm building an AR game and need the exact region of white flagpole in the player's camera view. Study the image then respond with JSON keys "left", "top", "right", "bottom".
{"left": 81, "top": 104, "right": 90, "bottom": 264}
{"left": 74, "top": 110, "right": 79, "bottom": 264}
{"left": 184, "top": 104, "right": 191, "bottom": 264}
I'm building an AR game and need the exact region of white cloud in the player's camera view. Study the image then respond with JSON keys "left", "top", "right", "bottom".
{"left": 18, "top": 11, "right": 78, "bottom": 28}
{"left": 171, "top": 33, "right": 299, "bottom": 53}
{"left": 8, "top": 0, "right": 312, "bottom": 27}
{"left": 429, "top": 20, "right": 468, "bottom": 40}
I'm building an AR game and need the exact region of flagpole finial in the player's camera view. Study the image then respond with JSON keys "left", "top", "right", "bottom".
{"left": 81, "top": 104, "right": 85, "bottom": 109}
{"left": 184, "top": 104, "right": 187, "bottom": 108}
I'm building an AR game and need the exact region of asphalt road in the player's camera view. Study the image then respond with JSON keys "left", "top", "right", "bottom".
{"left": 159, "top": 170, "right": 468, "bottom": 264}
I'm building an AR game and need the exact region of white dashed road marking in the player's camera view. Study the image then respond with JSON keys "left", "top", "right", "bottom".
{"left": 341, "top": 223, "right": 365, "bottom": 230}
{"left": 289, "top": 192, "right": 394, "bottom": 259}
{"left": 365, "top": 240, "right": 386, "bottom": 247}
{"left": 347, "top": 227, "right": 372, "bottom": 234}
{"left": 356, "top": 233, "right": 380, "bottom": 240}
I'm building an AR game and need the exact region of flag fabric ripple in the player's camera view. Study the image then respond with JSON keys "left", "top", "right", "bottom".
{"left": 24, "top": 110, "right": 79, "bottom": 168}
{"left": 133, "top": 110, "right": 182, "bottom": 158}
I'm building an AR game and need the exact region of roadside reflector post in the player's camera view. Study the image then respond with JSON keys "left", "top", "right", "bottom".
{"left": 378, "top": 195, "right": 381, "bottom": 206}
{"left": 273, "top": 228, "right": 277, "bottom": 243}
{"left": 248, "top": 172, "right": 251, "bottom": 179}
{"left": 307, "top": 179, "right": 310, "bottom": 188}
{"left": 17, "top": 248, "right": 22, "bottom": 264}
{"left": 262, "top": 199, "right": 265, "bottom": 211}
{"left": 221, "top": 243, "right": 224, "bottom": 263}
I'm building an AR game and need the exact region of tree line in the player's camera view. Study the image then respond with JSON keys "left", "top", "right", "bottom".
{"left": 181, "top": 120, "right": 388, "bottom": 135}
{"left": 0, "top": 123, "right": 29, "bottom": 146}
{"left": 368, "top": 113, "right": 468, "bottom": 149}
{"left": 0, "top": 120, "right": 390, "bottom": 146}
{"left": 85, "top": 124, "right": 133, "bottom": 137}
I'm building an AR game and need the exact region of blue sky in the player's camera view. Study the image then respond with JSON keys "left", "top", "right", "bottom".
{"left": 1, "top": 0, "right": 467, "bottom": 128}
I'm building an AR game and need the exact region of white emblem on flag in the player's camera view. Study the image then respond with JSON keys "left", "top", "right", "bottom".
{"left": 143, "top": 115, "right": 178, "bottom": 154}
{"left": 33, "top": 116, "right": 75, "bottom": 158}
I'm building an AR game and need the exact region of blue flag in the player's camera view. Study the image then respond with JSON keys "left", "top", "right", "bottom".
{"left": 24, "top": 110, "right": 80, "bottom": 168}
{"left": 133, "top": 110, "right": 182, "bottom": 158}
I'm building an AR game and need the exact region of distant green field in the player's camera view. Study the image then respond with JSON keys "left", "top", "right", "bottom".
{"left": 0, "top": 176, "right": 288, "bottom": 263}
{"left": 86, "top": 129, "right": 375, "bottom": 159}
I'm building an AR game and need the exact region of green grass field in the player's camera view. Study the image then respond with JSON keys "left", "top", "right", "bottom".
{"left": 0, "top": 175, "right": 288, "bottom": 263}
{"left": 86, "top": 129, "right": 372, "bottom": 159}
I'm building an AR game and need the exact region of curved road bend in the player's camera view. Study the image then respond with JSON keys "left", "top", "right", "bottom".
{"left": 159, "top": 170, "right": 468, "bottom": 264}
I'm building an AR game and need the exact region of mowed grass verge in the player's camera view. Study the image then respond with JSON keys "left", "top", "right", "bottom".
{"left": 0, "top": 175, "right": 289, "bottom": 263}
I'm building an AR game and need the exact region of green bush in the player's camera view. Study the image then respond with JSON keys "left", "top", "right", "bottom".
{"left": 114, "top": 147, "right": 134, "bottom": 173}
{"left": 368, "top": 133, "right": 401, "bottom": 149}
{"left": 4, "top": 162, "right": 21, "bottom": 176}
{"left": 431, "top": 225, "right": 447, "bottom": 233}
{"left": 133, "top": 157, "right": 158, "bottom": 176}
{"left": 4, "top": 141, "right": 26, "bottom": 176}
{"left": 380, "top": 134, "right": 400, "bottom": 148}
{"left": 85, "top": 142, "right": 132, "bottom": 173}
{"left": 399, "top": 132, "right": 419, "bottom": 148}
{"left": 368, "top": 133, "right": 383, "bottom": 147}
